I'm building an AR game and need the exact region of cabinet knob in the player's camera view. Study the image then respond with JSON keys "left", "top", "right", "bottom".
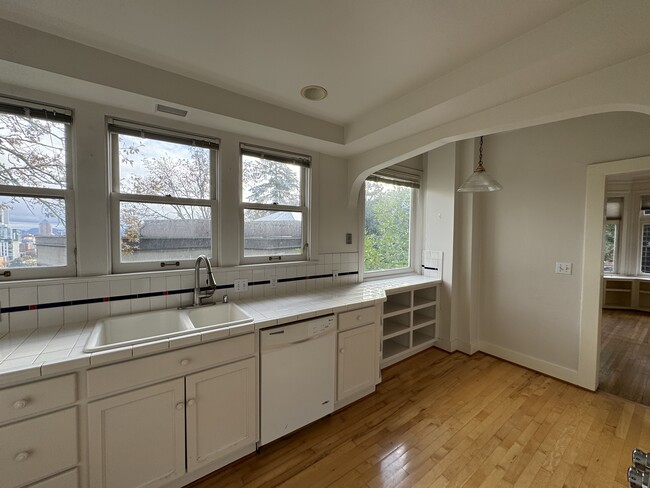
{"left": 187, "top": 399, "right": 196, "bottom": 407}
{"left": 180, "top": 359, "right": 190, "bottom": 366}
{"left": 175, "top": 402, "right": 184, "bottom": 410}
{"left": 356, "top": 315, "right": 362, "bottom": 321}
{"left": 14, "top": 451, "right": 30, "bottom": 462}
{"left": 339, "top": 348, "right": 345, "bottom": 354}
{"left": 13, "top": 399, "right": 28, "bottom": 410}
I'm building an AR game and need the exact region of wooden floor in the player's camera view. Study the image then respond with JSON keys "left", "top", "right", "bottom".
{"left": 600, "top": 309, "right": 650, "bottom": 406}
{"left": 187, "top": 348, "right": 650, "bottom": 487}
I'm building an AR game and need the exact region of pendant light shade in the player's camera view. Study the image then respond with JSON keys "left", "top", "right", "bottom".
{"left": 457, "top": 136, "right": 502, "bottom": 192}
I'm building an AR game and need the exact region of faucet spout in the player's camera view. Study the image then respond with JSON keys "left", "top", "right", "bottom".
{"left": 194, "top": 255, "right": 217, "bottom": 307}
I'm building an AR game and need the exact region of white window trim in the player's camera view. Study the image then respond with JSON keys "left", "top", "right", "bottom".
{"left": 361, "top": 181, "right": 417, "bottom": 278}
{"left": 239, "top": 145, "right": 310, "bottom": 265}
{"left": 0, "top": 99, "right": 76, "bottom": 280}
{"left": 108, "top": 119, "right": 219, "bottom": 274}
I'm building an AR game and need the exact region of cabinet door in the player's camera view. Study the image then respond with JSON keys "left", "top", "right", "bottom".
{"left": 88, "top": 379, "right": 185, "bottom": 488}
{"left": 337, "top": 323, "right": 377, "bottom": 401}
{"left": 185, "top": 357, "right": 256, "bottom": 471}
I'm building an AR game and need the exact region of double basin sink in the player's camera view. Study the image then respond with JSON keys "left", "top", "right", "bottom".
{"left": 84, "top": 303, "right": 253, "bottom": 353}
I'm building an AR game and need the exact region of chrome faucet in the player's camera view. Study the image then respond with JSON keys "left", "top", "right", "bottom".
{"left": 193, "top": 255, "right": 217, "bottom": 307}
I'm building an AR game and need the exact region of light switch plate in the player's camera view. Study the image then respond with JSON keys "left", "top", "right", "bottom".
{"left": 555, "top": 262, "right": 572, "bottom": 275}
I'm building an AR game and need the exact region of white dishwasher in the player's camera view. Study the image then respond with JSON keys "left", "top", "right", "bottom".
{"left": 260, "top": 314, "right": 336, "bottom": 445}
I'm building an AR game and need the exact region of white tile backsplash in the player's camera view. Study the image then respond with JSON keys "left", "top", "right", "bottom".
{"left": 38, "top": 307, "right": 63, "bottom": 328}
{"left": 10, "top": 286, "right": 37, "bottom": 307}
{"left": 64, "top": 282, "right": 88, "bottom": 301}
{"left": 2, "top": 254, "right": 362, "bottom": 330}
{"left": 10, "top": 310, "right": 38, "bottom": 332}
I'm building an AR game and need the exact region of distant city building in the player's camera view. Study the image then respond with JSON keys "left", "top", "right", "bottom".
{"left": 0, "top": 204, "right": 21, "bottom": 265}
{"left": 39, "top": 220, "right": 54, "bottom": 236}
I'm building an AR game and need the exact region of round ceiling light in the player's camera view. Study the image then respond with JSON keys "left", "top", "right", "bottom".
{"left": 300, "top": 85, "right": 328, "bottom": 101}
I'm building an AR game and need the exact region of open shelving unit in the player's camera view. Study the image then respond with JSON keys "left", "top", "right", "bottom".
{"left": 381, "top": 284, "right": 438, "bottom": 368}
{"left": 602, "top": 276, "right": 650, "bottom": 312}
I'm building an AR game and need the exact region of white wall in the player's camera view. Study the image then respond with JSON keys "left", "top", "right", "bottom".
{"left": 477, "top": 112, "right": 650, "bottom": 372}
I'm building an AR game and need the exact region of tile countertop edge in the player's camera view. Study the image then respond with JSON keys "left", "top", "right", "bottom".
{"left": 0, "top": 275, "right": 441, "bottom": 386}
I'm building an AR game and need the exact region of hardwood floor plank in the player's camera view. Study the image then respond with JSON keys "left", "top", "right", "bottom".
{"left": 187, "top": 349, "right": 650, "bottom": 488}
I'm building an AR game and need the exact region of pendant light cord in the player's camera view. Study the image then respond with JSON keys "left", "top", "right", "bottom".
{"left": 478, "top": 136, "right": 484, "bottom": 168}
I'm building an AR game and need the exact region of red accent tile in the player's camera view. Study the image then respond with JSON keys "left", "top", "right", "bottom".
{"left": 29, "top": 304, "right": 37, "bottom": 310}
{"left": 103, "top": 297, "right": 110, "bottom": 302}
{"left": 163, "top": 291, "right": 169, "bottom": 295}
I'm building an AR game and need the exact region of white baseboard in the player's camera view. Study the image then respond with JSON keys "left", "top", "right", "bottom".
{"left": 435, "top": 338, "right": 478, "bottom": 355}
{"left": 478, "top": 341, "right": 580, "bottom": 386}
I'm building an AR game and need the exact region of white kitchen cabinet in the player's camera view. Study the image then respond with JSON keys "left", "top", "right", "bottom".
{"left": 336, "top": 305, "right": 380, "bottom": 408}
{"left": 337, "top": 323, "right": 376, "bottom": 402}
{"left": 87, "top": 345, "right": 256, "bottom": 488}
{"left": 186, "top": 358, "right": 256, "bottom": 471}
{"left": 88, "top": 380, "right": 186, "bottom": 488}
{"left": 0, "top": 407, "right": 78, "bottom": 488}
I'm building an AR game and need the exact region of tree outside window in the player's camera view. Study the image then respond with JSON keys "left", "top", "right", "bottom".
{"left": 364, "top": 180, "right": 412, "bottom": 273}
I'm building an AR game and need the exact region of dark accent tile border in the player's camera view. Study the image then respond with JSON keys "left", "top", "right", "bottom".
{"left": 0, "top": 271, "right": 359, "bottom": 314}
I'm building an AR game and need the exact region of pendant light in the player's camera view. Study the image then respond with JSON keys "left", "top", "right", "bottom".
{"left": 457, "top": 136, "right": 502, "bottom": 192}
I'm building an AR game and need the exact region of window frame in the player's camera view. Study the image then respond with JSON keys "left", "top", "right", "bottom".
{"left": 108, "top": 119, "right": 219, "bottom": 274}
{"left": 0, "top": 98, "right": 76, "bottom": 280}
{"left": 239, "top": 144, "right": 310, "bottom": 264}
{"left": 362, "top": 177, "right": 418, "bottom": 278}
{"left": 603, "top": 220, "right": 619, "bottom": 274}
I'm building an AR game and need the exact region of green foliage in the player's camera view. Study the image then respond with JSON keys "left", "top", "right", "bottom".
{"left": 603, "top": 222, "right": 616, "bottom": 272}
{"left": 364, "top": 181, "right": 411, "bottom": 272}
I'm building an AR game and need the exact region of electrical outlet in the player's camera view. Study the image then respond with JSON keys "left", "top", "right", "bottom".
{"left": 270, "top": 276, "right": 278, "bottom": 288}
{"left": 234, "top": 279, "right": 249, "bottom": 292}
{"left": 346, "top": 233, "right": 352, "bottom": 245}
{"left": 555, "top": 262, "right": 572, "bottom": 275}
{"left": 332, "top": 270, "right": 339, "bottom": 279}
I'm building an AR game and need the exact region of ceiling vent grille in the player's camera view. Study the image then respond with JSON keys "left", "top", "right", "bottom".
{"left": 155, "top": 104, "right": 188, "bottom": 117}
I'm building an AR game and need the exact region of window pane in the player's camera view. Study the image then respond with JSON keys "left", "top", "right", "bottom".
{"left": 364, "top": 181, "right": 411, "bottom": 272}
{"left": 0, "top": 113, "right": 67, "bottom": 189}
{"left": 603, "top": 222, "right": 617, "bottom": 273}
{"left": 120, "top": 202, "right": 211, "bottom": 262}
{"left": 0, "top": 195, "right": 67, "bottom": 268}
{"left": 118, "top": 134, "right": 210, "bottom": 199}
{"left": 242, "top": 155, "right": 301, "bottom": 205}
{"left": 642, "top": 224, "right": 650, "bottom": 274}
{"left": 243, "top": 209, "right": 302, "bottom": 257}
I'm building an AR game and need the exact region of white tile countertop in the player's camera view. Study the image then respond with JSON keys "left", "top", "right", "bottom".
{"left": 0, "top": 275, "right": 439, "bottom": 386}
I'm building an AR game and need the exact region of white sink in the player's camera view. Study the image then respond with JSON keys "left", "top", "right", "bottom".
{"left": 84, "top": 309, "right": 193, "bottom": 353}
{"left": 181, "top": 303, "right": 253, "bottom": 330}
{"left": 84, "top": 303, "right": 254, "bottom": 353}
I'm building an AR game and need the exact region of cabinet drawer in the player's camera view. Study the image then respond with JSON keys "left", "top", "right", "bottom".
{"left": 338, "top": 306, "right": 376, "bottom": 331}
{"left": 29, "top": 469, "right": 78, "bottom": 488}
{"left": 87, "top": 333, "right": 255, "bottom": 398}
{"left": 0, "top": 374, "right": 76, "bottom": 424}
{"left": 0, "top": 407, "right": 78, "bottom": 488}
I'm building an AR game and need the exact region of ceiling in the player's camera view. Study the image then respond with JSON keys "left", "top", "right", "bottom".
{"left": 0, "top": 0, "right": 648, "bottom": 161}
{"left": 0, "top": 0, "right": 584, "bottom": 124}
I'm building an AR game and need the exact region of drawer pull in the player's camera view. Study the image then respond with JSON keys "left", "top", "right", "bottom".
{"left": 180, "top": 359, "right": 190, "bottom": 366}
{"left": 187, "top": 399, "right": 196, "bottom": 407}
{"left": 356, "top": 315, "right": 362, "bottom": 321}
{"left": 175, "top": 402, "right": 184, "bottom": 411}
{"left": 13, "top": 399, "right": 28, "bottom": 410}
{"left": 14, "top": 451, "right": 30, "bottom": 462}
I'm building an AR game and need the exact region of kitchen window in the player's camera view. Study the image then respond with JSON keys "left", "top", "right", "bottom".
{"left": 364, "top": 167, "right": 419, "bottom": 276}
{"left": 109, "top": 120, "right": 219, "bottom": 273}
{"left": 240, "top": 144, "right": 310, "bottom": 263}
{"left": 0, "top": 98, "right": 75, "bottom": 279}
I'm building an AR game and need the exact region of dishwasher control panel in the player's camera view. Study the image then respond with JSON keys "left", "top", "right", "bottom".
{"left": 309, "top": 316, "right": 336, "bottom": 336}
